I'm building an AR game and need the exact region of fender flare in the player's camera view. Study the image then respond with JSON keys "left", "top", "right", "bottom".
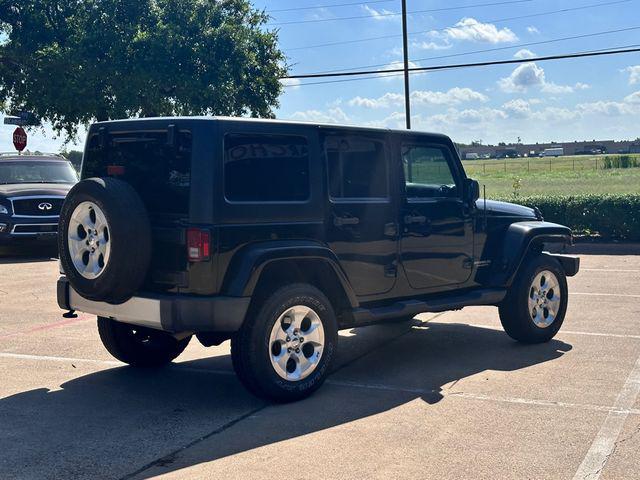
{"left": 501, "top": 221, "right": 573, "bottom": 286}
{"left": 221, "top": 240, "right": 359, "bottom": 308}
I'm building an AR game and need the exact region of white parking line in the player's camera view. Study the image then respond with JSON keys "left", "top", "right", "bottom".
{"left": 465, "top": 323, "right": 640, "bottom": 341}
{"left": 572, "top": 353, "right": 640, "bottom": 480}
{"left": 573, "top": 292, "right": 640, "bottom": 299}
{"left": 581, "top": 269, "right": 640, "bottom": 273}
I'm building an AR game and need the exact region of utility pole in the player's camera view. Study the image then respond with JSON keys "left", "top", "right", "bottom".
{"left": 401, "top": 0, "right": 411, "bottom": 129}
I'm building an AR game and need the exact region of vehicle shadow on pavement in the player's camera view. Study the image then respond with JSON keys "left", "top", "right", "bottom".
{"left": 0, "top": 322, "right": 572, "bottom": 479}
{"left": 0, "top": 245, "right": 58, "bottom": 263}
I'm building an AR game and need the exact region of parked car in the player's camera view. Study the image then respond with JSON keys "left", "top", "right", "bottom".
{"left": 0, "top": 153, "right": 78, "bottom": 246}
{"left": 56, "top": 118, "right": 579, "bottom": 402}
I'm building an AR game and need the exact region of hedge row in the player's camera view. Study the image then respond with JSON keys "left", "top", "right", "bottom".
{"left": 493, "top": 194, "right": 640, "bottom": 240}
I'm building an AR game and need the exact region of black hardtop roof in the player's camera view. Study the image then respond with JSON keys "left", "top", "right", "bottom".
{"left": 93, "top": 116, "right": 452, "bottom": 141}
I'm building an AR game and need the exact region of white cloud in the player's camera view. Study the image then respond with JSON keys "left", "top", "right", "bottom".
{"left": 445, "top": 18, "right": 518, "bottom": 44}
{"left": 498, "top": 62, "right": 586, "bottom": 94}
{"left": 377, "top": 60, "right": 420, "bottom": 81}
{"left": 498, "top": 63, "right": 546, "bottom": 92}
{"left": 348, "top": 87, "right": 488, "bottom": 109}
{"left": 513, "top": 49, "right": 536, "bottom": 59}
{"left": 306, "top": 7, "right": 333, "bottom": 21}
{"left": 527, "top": 26, "right": 540, "bottom": 34}
{"left": 502, "top": 99, "right": 532, "bottom": 119}
{"left": 412, "top": 40, "right": 452, "bottom": 51}
{"left": 541, "top": 82, "right": 575, "bottom": 94}
{"left": 279, "top": 78, "right": 301, "bottom": 89}
{"left": 288, "top": 107, "right": 351, "bottom": 124}
{"left": 427, "top": 107, "right": 507, "bottom": 127}
{"left": 348, "top": 93, "right": 404, "bottom": 109}
{"left": 624, "top": 91, "right": 640, "bottom": 104}
{"left": 412, "top": 87, "right": 488, "bottom": 105}
{"left": 576, "top": 100, "right": 638, "bottom": 116}
{"left": 362, "top": 5, "right": 397, "bottom": 21}
{"left": 623, "top": 65, "right": 640, "bottom": 85}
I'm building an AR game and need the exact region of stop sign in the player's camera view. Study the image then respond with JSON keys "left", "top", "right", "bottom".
{"left": 13, "top": 127, "right": 27, "bottom": 152}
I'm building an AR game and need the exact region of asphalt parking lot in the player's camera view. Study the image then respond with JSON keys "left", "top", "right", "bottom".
{"left": 1, "top": 248, "right": 639, "bottom": 480}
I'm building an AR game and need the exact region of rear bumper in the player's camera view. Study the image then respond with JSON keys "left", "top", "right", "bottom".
{"left": 57, "top": 277, "right": 250, "bottom": 333}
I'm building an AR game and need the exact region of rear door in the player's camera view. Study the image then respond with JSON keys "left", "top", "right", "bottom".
{"left": 323, "top": 131, "right": 398, "bottom": 297}
{"left": 398, "top": 139, "right": 474, "bottom": 290}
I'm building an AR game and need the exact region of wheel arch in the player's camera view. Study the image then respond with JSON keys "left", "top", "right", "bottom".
{"left": 500, "top": 221, "right": 574, "bottom": 286}
{"left": 221, "top": 240, "right": 358, "bottom": 319}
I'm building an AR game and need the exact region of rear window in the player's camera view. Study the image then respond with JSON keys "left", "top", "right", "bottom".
{"left": 224, "top": 134, "right": 310, "bottom": 203}
{"left": 83, "top": 130, "right": 192, "bottom": 216}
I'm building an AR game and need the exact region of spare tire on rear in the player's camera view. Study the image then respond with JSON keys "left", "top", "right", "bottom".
{"left": 58, "top": 177, "right": 152, "bottom": 304}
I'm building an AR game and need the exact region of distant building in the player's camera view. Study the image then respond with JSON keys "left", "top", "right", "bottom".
{"left": 458, "top": 139, "right": 640, "bottom": 159}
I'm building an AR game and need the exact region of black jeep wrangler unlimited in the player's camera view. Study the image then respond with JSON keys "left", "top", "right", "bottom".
{"left": 57, "top": 117, "right": 579, "bottom": 402}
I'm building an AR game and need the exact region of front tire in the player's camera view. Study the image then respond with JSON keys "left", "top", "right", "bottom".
{"left": 499, "top": 254, "right": 568, "bottom": 344}
{"left": 97, "top": 317, "right": 191, "bottom": 367}
{"left": 231, "top": 284, "right": 338, "bottom": 402}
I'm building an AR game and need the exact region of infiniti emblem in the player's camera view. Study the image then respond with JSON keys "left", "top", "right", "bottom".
{"left": 38, "top": 202, "right": 53, "bottom": 211}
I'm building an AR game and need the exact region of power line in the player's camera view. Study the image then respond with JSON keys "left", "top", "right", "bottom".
{"left": 269, "top": 0, "right": 394, "bottom": 13}
{"left": 269, "top": 0, "right": 533, "bottom": 26}
{"left": 306, "top": 25, "right": 640, "bottom": 75}
{"left": 281, "top": 45, "right": 640, "bottom": 85}
{"left": 283, "top": 0, "right": 631, "bottom": 50}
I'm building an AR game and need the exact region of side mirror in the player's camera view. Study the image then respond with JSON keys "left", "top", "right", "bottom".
{"left": 465, "top": 178, "right": 480, "bottom": 202}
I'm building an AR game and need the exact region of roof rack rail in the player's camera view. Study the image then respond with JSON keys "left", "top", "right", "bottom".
{"left": 0, "top": 152, "right": 66, "bottom": 158}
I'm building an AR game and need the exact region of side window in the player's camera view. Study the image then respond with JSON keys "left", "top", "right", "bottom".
{"left": 402, "top": 145, "right": 459, "bottom": 199}
{"left": 224, "top": 134, "right": 310, "bottom": 202}
{"left": 325, "top": 136, "right": 388, "bottom": 200}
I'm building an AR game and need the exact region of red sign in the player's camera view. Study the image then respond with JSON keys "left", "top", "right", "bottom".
{"left": 13, "top": 127, "right": 27, "bottom": 152}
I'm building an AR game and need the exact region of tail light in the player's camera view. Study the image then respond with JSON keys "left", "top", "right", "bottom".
{"left": 187, "top": 228, "right": 211, "bottom": 262}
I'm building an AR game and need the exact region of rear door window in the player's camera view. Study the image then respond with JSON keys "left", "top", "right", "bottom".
{"left": 325, "top": 136, "right": 388, "bottom": 200}
{"left": 224, "top": 134, "right": 310, "bottom": 203}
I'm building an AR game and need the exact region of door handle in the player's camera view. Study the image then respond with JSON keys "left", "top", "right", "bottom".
{"left": 404, "top": 215, "right": 427, "bottom": 225}
{"left": 334, "top": 216, "right": 360, "bottom": 227}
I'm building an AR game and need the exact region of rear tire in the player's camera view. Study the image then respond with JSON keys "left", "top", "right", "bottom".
{"left": 499, "top": 254, "right": 568, "bottom": 344}
{"left": 231, "top": 284, "right": 338, "bottom": 402}
{"left": 97, "top": 317, "right": 191, "bottom": 367}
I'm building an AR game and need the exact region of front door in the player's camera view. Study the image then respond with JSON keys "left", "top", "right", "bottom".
{"left": 323, "top": 132, "right": 398, "bottom": 297}
{"left": 399, "top": 140, "right": 474, "bottom": 290}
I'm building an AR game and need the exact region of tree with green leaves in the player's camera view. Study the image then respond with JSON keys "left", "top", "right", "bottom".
{"left": 0, "top": 0, "right": 286, "bottom": 140}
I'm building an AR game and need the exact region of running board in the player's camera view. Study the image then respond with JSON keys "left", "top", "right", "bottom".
{"left": 350, "top": 288, "right": 507, "bottom": 326}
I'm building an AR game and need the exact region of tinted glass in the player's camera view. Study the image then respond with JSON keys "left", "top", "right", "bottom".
{"left": 0, "top": 161, "right": 78, "bottom": 185}
{"left": 224, "top": 134, "right": 310, "bottom": 202}
{"left": 326, "top": 136, "right": 388, "bottom": 199}
{"left": 83, "top": 130, "right": 192, "bottom": 215}
{"left": 402, "top": 145, "right": 458, "bottom": 199}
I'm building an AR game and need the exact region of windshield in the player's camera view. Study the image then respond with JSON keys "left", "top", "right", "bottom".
{"left": 0, "top": 161, "right": 78, "bottom": 185}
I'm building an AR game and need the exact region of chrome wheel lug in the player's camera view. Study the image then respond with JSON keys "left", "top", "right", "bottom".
{"left": 286, "top": 336, "right": 291, "bottom": 342}
{"left": 295, "top": 348, "right": 300, "bottom": 354}
{"left": 299, "top": 337, "right": 304, "bottom": 343}
{"left": 287, "top": 347, "right": 292, "bottom": 353}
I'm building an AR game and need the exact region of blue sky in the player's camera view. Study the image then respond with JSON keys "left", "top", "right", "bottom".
{"left": 2, "top": 0, "right": 640, "bottom": 152}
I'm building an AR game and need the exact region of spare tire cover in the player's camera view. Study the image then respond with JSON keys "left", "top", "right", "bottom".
{"left": 58, "top": 177, "right": 152, "bottom": 304}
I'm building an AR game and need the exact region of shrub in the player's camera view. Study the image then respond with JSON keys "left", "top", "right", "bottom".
{"left": 492, "top": 194, "right": 640, "bottom": 240}
{"left": 602, "top": 155, "right": 640, "bottom": 169}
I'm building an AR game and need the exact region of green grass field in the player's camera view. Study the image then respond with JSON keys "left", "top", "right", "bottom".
{"left": 462, "top": 154, "right": 640, "bottom": 197}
